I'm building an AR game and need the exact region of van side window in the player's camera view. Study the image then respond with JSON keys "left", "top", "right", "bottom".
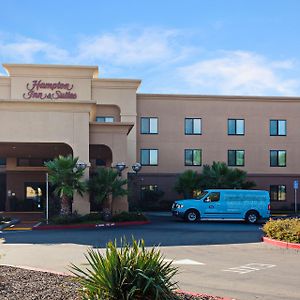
{"left": 207, "top": 192, "right": 220, "bottom": 202}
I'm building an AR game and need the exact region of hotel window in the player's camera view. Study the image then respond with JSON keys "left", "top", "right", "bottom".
{"left": 270, "top": 150, "right": 286, "bottom": 167}
{"left": 270, "top": 120, "right": 286, "bottom": 136}
{"left": 17, "top": 158, "right": 51, "bottom": 167}
{"left": 140, "top": 149, "right": 158, "bottom": 166}
{"left": 228, "top": 119, "right": 244, "bottom": 135}
{"left": 185, "top": 118, "right": 202, "bottom": 135}
{"left": 140, "top": 117, "right": 158, "bottom": 134}
{"left": 185, "top": 149, "right": 202, "bottom": 166}
{"left": 0, "top": 158, "right": 6, "bottom": 166}
{"left": 228, "top": 150, "right": 245, "bottom": 166}
{"left": 96, "top": 116, "right": 114, "bottom": 123}
{"left": 270, "top": 185, "right": 286, "bottom": 201}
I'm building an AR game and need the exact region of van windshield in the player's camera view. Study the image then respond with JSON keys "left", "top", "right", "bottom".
{"left": 194, "top": 191, "right": 208, "bottom": 200}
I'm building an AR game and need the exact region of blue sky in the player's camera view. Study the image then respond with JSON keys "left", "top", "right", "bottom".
{"left": 0, "top": 0, "right": 300, "bottom": 95}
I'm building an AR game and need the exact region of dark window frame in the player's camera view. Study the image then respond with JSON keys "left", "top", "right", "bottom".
{"left": 140, "top": 117, "right": 159, "bottom": 134}
{"left": 95, "top": 116, "right": 115, "bottom": 123}
{"left": 227, "top": 150, "right": 245, "bottom": 167}
{"left": 270, "top": 185, "right": 287, "bottom": 201}
{"left": 184, "top": 118, "right": 202, "bottom": 135}
{"left": 270, "top": 119, "right": 287, "bottom": 136}
{"left": 0, "top": 158, "right": 6, "bottom": 166}
{"left": 140, "top": 149, "right": 158, "bottom": 166}
{"left": 227, "top": 119, "right": 245, "bottom": 136}
{"left": 270, "top": 150, "right": 286, "bottom": 167}
{"left": 17, "top": 158, "right": 51, "bottom": 167}
{"left": 184, "top": 149, "right": 202, "bottom": 166}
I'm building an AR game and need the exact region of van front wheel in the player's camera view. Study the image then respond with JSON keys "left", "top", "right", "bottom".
{"left": 184, "top": 209, "right": 200, "bottom": 223}
{"left": 245, "top": 211, "right": 259, "bottom": 224}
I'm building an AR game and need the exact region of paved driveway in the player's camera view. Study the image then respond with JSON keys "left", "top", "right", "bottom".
{"left": 0, "top": 213, "right": 299, "bottom": 300}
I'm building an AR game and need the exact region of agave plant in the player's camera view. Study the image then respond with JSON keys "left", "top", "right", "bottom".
{"left": 71, "top": 238, "right": 179, "bottom": 300}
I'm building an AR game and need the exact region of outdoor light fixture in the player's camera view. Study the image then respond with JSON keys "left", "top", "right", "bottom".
{"left": 132, "top": 162, "right": 142, "bottom": 174}
{"left": 115, "top": 162, "right": 126, "bottom": 176}
{"left": 73, "top": 160, "right": 88, "bottom": 172}
{"left": 76, "top": 161, "right": 88, "bottom": 170}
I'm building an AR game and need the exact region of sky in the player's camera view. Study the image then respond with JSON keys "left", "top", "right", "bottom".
{"left": 0, "top": 0, "right": 300, "bottom": 96}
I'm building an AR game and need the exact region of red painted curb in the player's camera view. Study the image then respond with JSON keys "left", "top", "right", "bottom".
{"left": 32, "top": 220, "right": 150, "bottom": 230}
{"left": 263, "top": 236, "right": 300, "bottom": 249}
{"left": 177, "top": 290, "right": 235, "bottom": 300}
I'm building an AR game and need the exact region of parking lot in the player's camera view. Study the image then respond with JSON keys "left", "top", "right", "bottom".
{"left": 1, "top": 213, "right": 299, "bottom": 300}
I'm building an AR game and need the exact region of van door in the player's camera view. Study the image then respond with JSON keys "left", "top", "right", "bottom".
{"left": 202, "top": 192, "right": 222, "bottom": 218}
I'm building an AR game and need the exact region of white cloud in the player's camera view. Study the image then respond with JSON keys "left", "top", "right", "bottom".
{"left": 0, "top": 37, "right": 69, "bottom": 63}
{"left": 76, "top": 28, "right": 188, "bottom": 65}
{"left": 178, "top": 51, "right": 300, "bottom": 96}
{"left": 0, "top": 32, "right": 299, "bottom": 96}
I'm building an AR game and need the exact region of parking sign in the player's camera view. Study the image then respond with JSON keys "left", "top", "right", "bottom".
{"left": 294, "top": 180, "right": 299, "bottom": 189}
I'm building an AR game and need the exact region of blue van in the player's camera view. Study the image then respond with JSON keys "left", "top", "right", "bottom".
{"left": 171, "top": 189, "right": 270, "bottom": 223}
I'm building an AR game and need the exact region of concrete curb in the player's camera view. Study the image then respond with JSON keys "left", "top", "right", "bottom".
{"left": 263, "top": 236, "right": 300, "bottom": 250}
{"left": 176, "top": 290, "right": 235, "bottom": 300}
{"left": 32, "top": 220, "right": 151, "bottom": 230}
{"left": 0, "top": 219, "right": 19, "bottom": 230}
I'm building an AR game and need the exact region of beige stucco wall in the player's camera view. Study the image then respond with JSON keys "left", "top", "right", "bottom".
{"left": 0, "top": 64, "right": 139, "bottom": 214}
{"left": 0, "top": 77, "right": 10, "bottom": 99}
{"left": 92, "top": 79, "right": 141, "bottom": 170}
{"left": 137, "top": 94, "right": 300, "bottom": 174}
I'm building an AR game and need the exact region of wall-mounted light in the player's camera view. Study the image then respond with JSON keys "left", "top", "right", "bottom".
{"left": 115, "top": 162, "right": 126, "bottom": 176}
{"left": 132, "top": 162, "right": 142, "bottom": 174}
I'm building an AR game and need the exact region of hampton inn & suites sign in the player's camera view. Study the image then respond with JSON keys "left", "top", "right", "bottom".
{"left": 23, "top": 80, "right": 77, "bottom": 100}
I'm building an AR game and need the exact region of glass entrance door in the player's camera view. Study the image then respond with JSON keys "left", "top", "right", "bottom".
{"left": 24, "top": 182, "right": 46, "bottom": 211}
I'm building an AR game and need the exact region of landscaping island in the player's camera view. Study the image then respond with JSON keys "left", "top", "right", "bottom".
{"left": 262, "top": 218, "right": 300, "bottom": 249}
{"left": 0, "top": 266, "right": 225, "bottom": 300}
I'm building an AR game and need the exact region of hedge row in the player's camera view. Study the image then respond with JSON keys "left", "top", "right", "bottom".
{"left": 263, "top": 218, "right": 300, "bottom": 243}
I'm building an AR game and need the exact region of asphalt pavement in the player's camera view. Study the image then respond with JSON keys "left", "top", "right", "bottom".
{"left": 0, "top": 212, "right": 299, "bottom": 300}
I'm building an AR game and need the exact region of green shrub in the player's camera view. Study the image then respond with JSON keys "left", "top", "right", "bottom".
{"left": 111, "top": 211, "right": 148, "bottom": 222}
{"left": 263, "top": 218, "right": 300, "bottom": 243}
{"left": 71, "top": 238, "right": 178, "bottom": 300}
{"left": 50, "top": 214, "right": 82, "bottom": 225}
{"left": 80, "top": 213, "right": 103, "bottom": 222}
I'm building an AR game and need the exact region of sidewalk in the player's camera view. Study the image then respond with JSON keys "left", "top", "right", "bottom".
{"left": 1, "top": 212, "right": 42, "bottom": 231}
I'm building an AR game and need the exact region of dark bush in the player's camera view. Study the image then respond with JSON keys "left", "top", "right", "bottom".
{"left": 50, "top": 214, "right": 83, "bottom": 225}
{"left": 111, "top": 211, "right": 148, "bottom": 222}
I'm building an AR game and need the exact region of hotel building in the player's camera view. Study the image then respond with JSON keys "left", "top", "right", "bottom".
{"left": 0, "top": 63, "right": 298, "bottom": 214}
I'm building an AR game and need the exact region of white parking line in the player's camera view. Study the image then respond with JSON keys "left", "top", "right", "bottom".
{"left": 223, "top": 263, "right": 276, "bottom": 274}
{"left": 165, "top": 258, "right": 205, "bottom": 265}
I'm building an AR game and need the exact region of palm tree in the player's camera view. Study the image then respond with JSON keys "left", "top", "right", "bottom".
{"left": 45, "top": 155, "right": 87, "bottom": 216}
{"left": 200, "top": 161, "right": 256, "bottom": 189}
{"left": 88, "top": 167, "right": 128, "bottom": 213}
{"left": 174, "top": 170, "right": 201, "bottom": 198}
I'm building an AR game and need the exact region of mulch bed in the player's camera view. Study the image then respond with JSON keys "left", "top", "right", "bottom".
{"left": 0, "top": 265, "right": 224, "bottom": 300}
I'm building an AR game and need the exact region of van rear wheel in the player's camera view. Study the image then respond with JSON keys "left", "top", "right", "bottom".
{"left": 245, "top": 211, "right": 259, "bottom": 224}
{"left": 184, "top": 209, "right": 200, "bottom": 223}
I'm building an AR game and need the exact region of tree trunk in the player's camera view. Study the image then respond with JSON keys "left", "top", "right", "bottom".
{"left": 60, "top": 195, "right": 71, "bottom": 216}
